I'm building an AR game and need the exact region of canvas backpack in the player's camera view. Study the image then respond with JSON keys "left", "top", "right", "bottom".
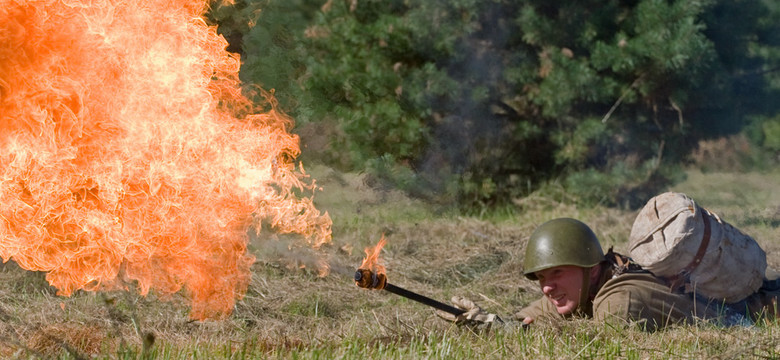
{"left": 627, "top": 192, "right": 767, "bottom": 303}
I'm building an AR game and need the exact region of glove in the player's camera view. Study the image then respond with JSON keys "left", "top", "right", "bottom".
{"left": 436, "top": 296, "right": 502, "bottom": 327}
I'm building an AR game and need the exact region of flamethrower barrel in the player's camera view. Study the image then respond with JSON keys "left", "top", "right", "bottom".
{"left": 382, "top": 283, "right": 465, "bottom": 316}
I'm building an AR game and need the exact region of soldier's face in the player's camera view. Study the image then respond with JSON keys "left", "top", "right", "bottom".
{"left": 535, "top": 265, "right": 583, "bottom": 315}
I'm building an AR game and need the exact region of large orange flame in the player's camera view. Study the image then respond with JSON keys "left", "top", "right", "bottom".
{"left": 0, "top": 0, "right": 331, "bottom": 320}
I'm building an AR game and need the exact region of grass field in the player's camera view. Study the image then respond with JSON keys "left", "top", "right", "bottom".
{"left": 0, "top": 166, "right": 778, "bottom": 359}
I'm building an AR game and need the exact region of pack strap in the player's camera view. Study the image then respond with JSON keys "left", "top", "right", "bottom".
{"left": 668, "top": 207, "right": 712, "bottom": 291}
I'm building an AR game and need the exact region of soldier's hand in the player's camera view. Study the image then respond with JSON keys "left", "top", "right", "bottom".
{"left": 435, "top": 296, "right": 502, "bottom": 327}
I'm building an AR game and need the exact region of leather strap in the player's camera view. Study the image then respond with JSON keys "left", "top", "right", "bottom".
{"left": 669, "top": 207, "right": 712, "bottom": 291}
{"left": 681, "top": 207, "right": 712, "bottom": 275}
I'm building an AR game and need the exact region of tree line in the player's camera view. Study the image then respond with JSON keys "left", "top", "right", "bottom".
{"left": 208, "top": 0, "right": 780, "bottom": 209}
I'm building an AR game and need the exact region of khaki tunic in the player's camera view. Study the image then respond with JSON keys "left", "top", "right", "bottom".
{"left": 516, "top": 263, "right": 764, "bottom": 330}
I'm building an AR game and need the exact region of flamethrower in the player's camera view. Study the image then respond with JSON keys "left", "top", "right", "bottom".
{"left": 354, "top": 235, "right": 465, "bottom": 316}
{"left": 355, "top": 236, "right": 514, "bottom": 329}
{"left": 354, "top": 268, "right": 465, "bottom": 316}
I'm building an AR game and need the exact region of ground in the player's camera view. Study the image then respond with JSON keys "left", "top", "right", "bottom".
{"left": 0, "top": 165, "right": 777, "bottom": 358}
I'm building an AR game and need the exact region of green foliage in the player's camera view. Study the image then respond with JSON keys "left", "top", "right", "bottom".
{"left": 763, "top": 117, "right": 780, "bottom": 151}
{"left": 563, "top": 159, "right": 686, "bottom": 208}
{"left": 209, "top": 0, "right": 780, "bottom": 209}
{"left": 207, "top": 0, "right": 323, "bottom": 109}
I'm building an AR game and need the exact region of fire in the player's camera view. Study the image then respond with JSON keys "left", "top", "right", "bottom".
{"left": 0, "top": 0, "right": 331, "bottom": 320}
{"left": 359, "top": 235, "right": 387, "bottom": 275}
{"left": 355, "top": 235, "right": 387, "bottom": 289}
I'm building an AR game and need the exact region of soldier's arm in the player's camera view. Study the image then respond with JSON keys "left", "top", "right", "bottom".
{"left": 514, "top": 296, "right": 563, "bottom": 325}
{"left": 591, "top": 285, "right": 632, "bottom": 324}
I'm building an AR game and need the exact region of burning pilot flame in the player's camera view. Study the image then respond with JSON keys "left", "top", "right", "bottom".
{"left": 355, "top": 235, "right": 388, "bottom": 290}
{"left": 359, "top": 235, "right": 387, "bottom": 275}
{"left": 0, "top": 0, "right": 331, "bottom": 320}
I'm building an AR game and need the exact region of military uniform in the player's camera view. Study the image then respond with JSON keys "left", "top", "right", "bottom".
{"left": 437, "top": 218, "right": 778, "bottom": 331}
{"left": 516, "top": 250, "right": 778, "bottom": 330}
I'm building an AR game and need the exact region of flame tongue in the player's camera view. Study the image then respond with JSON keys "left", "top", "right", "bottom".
{"left": 358, "top": 235, "right": 386, "bottom": 274}
{"left": 0, "top": 0, "right": 331, "bottom": 320}
{"left": 355, "top": 235, "right": 387, "bottom": 289}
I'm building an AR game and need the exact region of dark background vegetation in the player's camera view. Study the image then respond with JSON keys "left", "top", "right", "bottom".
{"left": 207, "top": 0, "right": 780, "bottom": 210}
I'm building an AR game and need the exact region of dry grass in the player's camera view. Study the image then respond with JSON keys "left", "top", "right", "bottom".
{"left": 0, "top": 164, "right": 777, "bottom": 358}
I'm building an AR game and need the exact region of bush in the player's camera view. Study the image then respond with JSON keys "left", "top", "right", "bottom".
{"left": 211, "top": 0, "right": 780, "bottom": 209}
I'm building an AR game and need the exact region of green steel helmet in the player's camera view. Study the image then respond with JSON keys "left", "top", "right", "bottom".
{"left": 523, "top": 218, "right": 604, "bottom": 280}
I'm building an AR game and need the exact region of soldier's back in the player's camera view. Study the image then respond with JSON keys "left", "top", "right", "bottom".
{"left": 593, "top": 272, "right": 745, "bottom": 330}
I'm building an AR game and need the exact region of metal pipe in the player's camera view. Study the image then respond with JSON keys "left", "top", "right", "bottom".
{"left": 354, "top": 269, "right": 465, "bottom": 316}
{"left": 382, "top": 283, "right": 465, "bottom": 316}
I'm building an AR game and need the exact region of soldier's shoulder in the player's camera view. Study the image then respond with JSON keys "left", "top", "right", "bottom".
{"left": 599, "top": 272, "right": 668, "bottom": 294}
{"left": 591, "top": 272, "right": 677, "bottom": 328}
{"left": 592, "top": 272, "right": 672, "bottom": 315}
